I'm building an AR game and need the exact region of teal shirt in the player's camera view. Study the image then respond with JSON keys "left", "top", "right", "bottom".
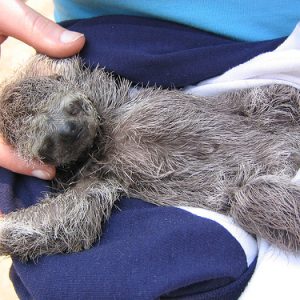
{"left": 54, "top": 0, "right": 300, "bottom": 41}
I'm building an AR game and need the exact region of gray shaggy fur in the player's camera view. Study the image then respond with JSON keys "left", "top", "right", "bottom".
{"left": 1, "top": 55, "right": 300, "bottom": 261}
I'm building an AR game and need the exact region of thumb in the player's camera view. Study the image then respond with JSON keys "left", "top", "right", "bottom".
{"left": 0, "top": 136, "right": 56, "bottom": 180}
{"left": 0, "top": 0, "right": 85, "bottom": 58}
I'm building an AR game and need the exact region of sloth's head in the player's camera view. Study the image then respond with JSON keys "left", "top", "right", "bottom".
{"left": 0, "top": 74, "right": 99, "bottom": 166}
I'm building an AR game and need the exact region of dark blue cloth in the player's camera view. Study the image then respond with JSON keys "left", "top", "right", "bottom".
{"left": 0, "top": 15, "right": 287, "bottom": 299}
{"left": 9, "top": 198, "right": 256, "bottom": 300}
{"left": 60, "top": 15, "right": 284, "bottom": 88}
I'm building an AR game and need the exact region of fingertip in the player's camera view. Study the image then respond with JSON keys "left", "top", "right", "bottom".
{"left": 49, "top": 32, "right": 86, "bottom": 58}
{"left": 1, "top": 1, "right": 86, "bottom": 58}
{"left": 31, "top": 167, "right": 56, "bottom": 180}
{"left": 37, "top": 30, "right": 86, "bottom": 58}
{"left": 0, "top": 140, "right": 56, "bottom": 180}
{"left": 60, "top": 31, "right": 85, "bottom": 44}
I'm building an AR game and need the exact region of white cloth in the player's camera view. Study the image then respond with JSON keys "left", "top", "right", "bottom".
{"left": 185, "top": 23, "right": 300, "bottom": 97}
{"left": 184, "top": 22, "right": 300, "bottom": 300}
{"left": 239, "top": 240, "right": 300, "bottom": 300}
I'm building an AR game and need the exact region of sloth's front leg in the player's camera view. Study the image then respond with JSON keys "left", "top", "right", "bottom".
{"left": 0, "top": 178, "right": 122, "bottom": 261}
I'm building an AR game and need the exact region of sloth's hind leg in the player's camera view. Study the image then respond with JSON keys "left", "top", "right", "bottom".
{"left": 229, "top": 84, "right": 300, "bottom": 125}
{"left": 230, "top": 175, "right": 300, "bottom": 251}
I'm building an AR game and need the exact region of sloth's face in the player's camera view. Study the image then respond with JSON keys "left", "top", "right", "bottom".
{"left": 30, "top": 92, "right": 99, "bottom": 166}
{"left": 0, "top": 76, "right": 100, "bottom": 166}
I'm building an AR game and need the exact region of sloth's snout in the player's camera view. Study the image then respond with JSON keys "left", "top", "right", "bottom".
{"left": 37, "top": 120, "right": 91, "bottom": 165}
{"left": 58, "top": 121, "right": 83, "bottom": 142}
{"left": 37, "top": 117, "right": 98, "bottom": 165}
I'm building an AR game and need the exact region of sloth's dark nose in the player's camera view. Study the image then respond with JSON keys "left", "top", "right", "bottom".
{"left": 58, "top": 121, "right": 83, "bottom": 141}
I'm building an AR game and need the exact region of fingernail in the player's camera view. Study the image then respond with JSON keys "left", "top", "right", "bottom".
{"left": 60, "top": 30, "right": 84, "bottom": 44}
{"left": 31, "top": 170, "right": 52, "bottom": 180}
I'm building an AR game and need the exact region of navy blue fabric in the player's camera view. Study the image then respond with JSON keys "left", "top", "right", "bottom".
{"left": 0, "top": 168, "right": 49, "bottom": 214}
{"left": 0, "top": 15, "right": 288, "bottom": 299}
{"left": 60, "top": 15, "right": 285, "bottom": 88}
{"left": 9, "top": 199, "right": 255, "bottom": 300}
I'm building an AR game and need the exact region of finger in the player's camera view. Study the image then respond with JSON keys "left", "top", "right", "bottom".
{"left": 0, "top": 0, "right": 85, "bottom": 58}
{"left": 0, "top": 137, "right": 55, "bottom": 180}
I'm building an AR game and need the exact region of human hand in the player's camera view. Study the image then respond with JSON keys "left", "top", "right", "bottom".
{"left": 0, "top": 0, "right": 85, "bottom": 57}
{"left": 0, "top": 0, "right": 85, "bottom": 179}
{"left": 0, "top": 136, "right": 55, "bottom": 179}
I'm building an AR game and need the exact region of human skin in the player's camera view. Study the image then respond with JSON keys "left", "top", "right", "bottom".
{"left": 0, "top": 0, "right": 85, "bottom": 179}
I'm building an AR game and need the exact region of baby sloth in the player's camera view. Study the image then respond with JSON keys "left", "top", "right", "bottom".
{"left": 1, "top": 55, "right": 300, "bottom": 261}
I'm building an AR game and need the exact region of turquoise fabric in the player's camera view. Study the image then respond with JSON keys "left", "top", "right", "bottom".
{"left": 53, "top": 0, "right": 300, "bottom": 41}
